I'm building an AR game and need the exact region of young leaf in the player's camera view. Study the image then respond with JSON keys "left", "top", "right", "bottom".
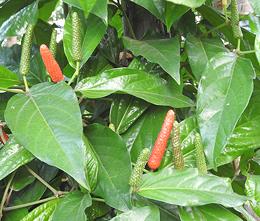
{"left": 197, "top": 52, "right": 255, "bottom": 168}
{"left": 138, "top": 168, "right": 247, "bottom": 207}
{"left": 5, "top": 82, "right": 89, "bottom": 189}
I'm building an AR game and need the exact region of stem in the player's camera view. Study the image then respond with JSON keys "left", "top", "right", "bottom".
{"left": 238, "top": 50, "right": 256, "bottom": 55}
{"left": 3, "top": 196, "right": 62, "bottom": 212}
{"left": 0, "top": 173, "right": 15, "bottom": 220}
{"left": 92, "top": 197, "right": 105, "bottom": 203}
{"left": 68, "top": 61, "right": 80, "bottom": 85}
{"left": 25, "top": 166, "right": 60, "bottom": 197}
{"left": 23, "top": 75, "right": 29, "bottom": 92}
{"left": 203, "top": 22, "right": 228, "bottom": 36}
{"left": 236, "top": 38, "right": 241, "bottom": 51}
{"left": 0, "top": 87, "right": 25, "bottom": 94}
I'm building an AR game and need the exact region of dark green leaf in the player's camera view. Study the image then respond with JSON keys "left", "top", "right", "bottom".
{"left": 12, "top": 167, "right": 35, "bottom": 191}
{"left": 0, "top": 65, "right": 19, "bottom": 89}
{"left": 123, "top": 37, "right": 181, "bottom": 84}
{"left": 85, "top": 124, "right": 132, "bottom": 211}
{"left": 166, "top": 0, "right": 206, "bottom": 8}
{"left": 75, "top": 68, "right": 194, "bottom": 108}
{"left": 5, "top": 82, "right": 88, "bottom": 189}
{"left": 197, "top": 52, "right": 255, "bottom": 167}
{"left": 138, "top": 168, "right": 247, "bottom": 207}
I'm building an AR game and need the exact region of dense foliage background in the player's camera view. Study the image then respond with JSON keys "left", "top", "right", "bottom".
{"left": 0, "top": 0, "right": 260, "bottom": 220}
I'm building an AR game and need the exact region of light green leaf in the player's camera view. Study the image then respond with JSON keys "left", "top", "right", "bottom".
{"left": 110, "top": 206, "right": 160, "bottom": 221}
{"left": 75, "top": 68, "right": 193, "bottom": 108}
{"left": 123, "top": 37, "right": 181, "bottom": 84}
{"left": 245, "top": 175, "right": 260, "bottom": 216}
{"left": 249, "top": 0, "right": 260, "bottom": 15}
{"left": 0, "top": 136, "right": 34, "bottom": 181}
{"left": 5, "top": 82, "right": 89, "bottom": 189}
{"left": 255, "top": 32, "right": 260, "bottom": 65}
{"left": 179, "top": 204, "right": 243, "bottom": 221}
{"left": 166, "top": 0, "right": 206, "bottom": 8}
{"left": 138, "top": 168, "right": 247, "bottom": 207}
{"left": 197, "top": 52, "right": 255, "bottom": 168}
{"left": 85, "top": 124, "right": 132, "bottom": 211}
{"left": 0, "top": 65, "right": 19, "bottom": 90}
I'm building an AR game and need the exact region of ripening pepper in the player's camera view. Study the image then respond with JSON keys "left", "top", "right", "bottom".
{"left": 171, "top": 121, "right": 184, "bottom": 170}
{"left": 0, "top": 126, "right": 9, "bottom": 144}
{"left": 19, "top": 24, "right": 34, "bottom": 76}
{"left": 148, "top": 110, "right": 175, "bottom": 170}
{"left": 195, "top": 133, "right": 207, "bottom": 174}
{"left": 40, "top": 44, "right": 64, "bottom": 83}
{"left": 129, "top": 148, "right": 150, "bottom": 192}
{"left": 231, "top": 0, "right": 243, "bottom": 39}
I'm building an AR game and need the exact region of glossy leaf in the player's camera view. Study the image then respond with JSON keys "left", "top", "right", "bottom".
{"left": 110, "top": 206, "right": 160, "bottom": 221}
{"left": 0, "top": 1, "right": 38, "bottom": 41}
{"left": 197, "top": 52, "right": 255, "bottom": 167}
{"left": 110, "top": 95, "right": 149, "bottom": 134}
{"left": 0, "top": 136, "right": 34, "bottom": 181}
{"left": 179, "top": 204, "right": 243, "bottom": 221}
{"left": 255, "top": 33, "right": 260, "bottom": 65}
{"left": 5, "top": 82, "right": 88, "bottom": 189}
{"left": 0, "top": 65, "right": 19, "bottom": 89}
{"left": 85, "top": 124, "right": 132, "bottom": 211}
{"left": 166, "top": 0, "right": 206, "bottom": 8}
{"left": 123, "top": 37, "right": 181, "bottom": 84}
{"left": 12, "top": 167, "right": 35, "bottom": 191}
{"left": 52, "top": 191, "right": 92, "bottom": 221}
{"left": 64, "top": 12, "right": 106, "bottom": 68}
{"left": 122, "top": 106, "right": 168, "bottom": 163}
{"left": 75, "top": 68, "right": 193, "bottom": 108}
{"left": 138, "top": 168, "right": 246, "bottom": 207}
{"left": 185, "top": 34, "right": 228, "bottom": 80}
{"left": 245, "top": 175, "right": 260, "bottom": 216}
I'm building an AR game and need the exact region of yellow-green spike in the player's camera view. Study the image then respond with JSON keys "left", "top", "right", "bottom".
{"left": 231, "top": 0, "right": 243, "bottom": 39}
{"left": 195, "top": 133, "right": 208, "bottom": 175}
{"left": 49, "top": 29, "right": 57, "bottom": 58}
{"left": 172, "top": 122, "right": 184, "bottom": 170}
{"left": 72, "top": 12, "right": 82, "bottom": 62}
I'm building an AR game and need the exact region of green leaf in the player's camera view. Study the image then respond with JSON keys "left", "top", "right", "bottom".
{"left": 197, "top": 52, "right": 255, "bottom": 167}
{"left": 20, "top": 199, "right": 58, "bottom": 221}
{"left": 5, "top": 82, "right": 89, "bottom": 189}
{"left": 0, "top": 1, "right": 38, "bottom": 41}
{"left": 85, "top": 124, "right": 132, "bottom": 211}
{"left": 0, "top": 65, "right": 19, "bottom": 89}
{"left": 75, "top": 68, "right": 193, "bottom": 108}
{"left": 52, "top": 192, "right": 92, "bottom": 221}
{"left": 179, "top": 204, "right": 243, "bottom": 221}
{"left": 3, "top": 209, "right": 28, "bottom": 221}
{"left": 0, "top": 93, "right": 12, "bottom": 121}
{"left": 138, "top": 168, "right": 247, "bottom": 207}
{"left": 83, "top": 136, "right": 98, "bottom": 192}
{"left": 185, "top": 34, "right": 229, "bottom": 80}
{"left": 255, "top": 33, "right": 260, "bottom": 65}
{"left": 122, "top": 106, "right": 168, "bottom": 163}
{"left": 0, "top": 136, "right": 34, "bottom": 181}
{"left": 12, "top": 167, "right": 35, "bottom": 191}
{"left": 123, "top": 37, "right": 181, "bottom": 84}
{"left": 245, "top": 175, "right": 260, "bottom": 216}
{"left": 110, "top": 95, "right": 149, "bottom": 134}
{"left": 111, "top": 206, "right": 160, "bottom": 221}
{"left": 249, "top": 0, "right": 260, "bottom": 15}
{"left": 166, "top": 0, "right": 206, "bottom": 8}
{"left": 86, "top": 201, "right": 111, "bottom": 220}
{"left": 64, "top": 12, "right": 106, "bottom": 68}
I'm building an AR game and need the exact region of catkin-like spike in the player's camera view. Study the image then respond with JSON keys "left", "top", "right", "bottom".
{"left": 19, "top": 24, "right": 34, "bottom": 76}
{"left": 195, "top": 133, "right": 207, "bottom": 174}
{"left": 172, "top": 122, "right": 184, "bottom": 170}
{"left": 231, "top": 0, "right": 243, "bottom": 39}
{"left": 49, "top": 29, "right": 57, "bottom": 58}
{"left": 72, "top": 12, "right": 82, "bottom": 62}
{"left": 129, "top": 148, "right": 150, "bottom": 192}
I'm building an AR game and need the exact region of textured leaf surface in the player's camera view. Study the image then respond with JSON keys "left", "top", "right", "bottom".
{"left": 5, "top": 82, "right": 88, "bottom": 189}
{"left": 138, "top": 168, "right": 246, "bottom": 207}
{"left": 0, "top": 65, "right": 19, "bottom": 89}
{"left": 75, "top": 68, "right": 193, "bottom": 108}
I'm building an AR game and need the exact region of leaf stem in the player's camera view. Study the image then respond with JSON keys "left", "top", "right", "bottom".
{"left": 68, "top": 61, "right": 80, "bottom": 85}
{"left": 23, "top": 75, "right": 29, "bottom": 92}
{"left": 92, "top": 197, "right": 105, "bottom": 203}
{"left": 236, "top": 38, "right": 241, "bottom": 51}
{"left": 25, "top": 166, "right": 60, "bottom": 197}
{"left": 0, "top": 173, "right": 15, "bottom": 220}
{"left": 0, "top": 87, "right": 25, "bottom": 94}
{"left": 238, "top": 50, "right": 256, "bottom": 55}
{"left": 3, "top": 196, "right": 62, "bottom": 212}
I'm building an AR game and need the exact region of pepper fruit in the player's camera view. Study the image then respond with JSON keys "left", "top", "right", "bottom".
{"left": 148, "top": 110, "right": 175, "bottom": 170}
{"left": 129, "top": 148, "right": 150, "bottom": 192}
{"left": 195, "top": 133, "right": 207, "bottom": 175}
{"left": 19, "top": 24, "right": 34, "bottom": 76}
{"left": 0, "top": 126, "right": 9, "bottom": 144}
{"left": 40, "top": 44, "right": 64, "bottom": 83}
{"left": 172, "top": 121, "right": 184, "bottom": 170}
{"left": 49, "top": 29, "right": 57, "bottom": 58}
{"left": 231, "top": 0, "right": 243, "bottom": 39}
{"left": 72, "top": 12, "right": 82, "bottom": 62}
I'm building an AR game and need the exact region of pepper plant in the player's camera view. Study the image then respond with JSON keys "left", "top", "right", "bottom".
{"left": 0, "top": 0, "right": 260, "bottom": 220}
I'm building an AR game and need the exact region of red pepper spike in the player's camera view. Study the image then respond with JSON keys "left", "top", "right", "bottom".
{"left": 0, "top": 126, "right": 9, "bottom": 144}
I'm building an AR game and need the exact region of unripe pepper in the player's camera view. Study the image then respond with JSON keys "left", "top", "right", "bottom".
{"left": 148, "top": 110, "right": 175, "bottom": 170}
{"left": 40, "top": 44, "right": 64, "bottom": 83}
{"left": 195, "top": 133, "right": 207, "bottom": 175}
{"left": 72, "top": 12, "right": 82, "bottom": 62}
{"left": 19, "top": 24, "right": 34, "bottom": 76}
{"left": 231, "top": 0, "right": 243, "bottom": 39}
{"left": 129, "top": 148, "right": 150, "bottom": 192}
{"left": 49, "top": 29, "right": 57, "bottom": 58}
{"left": 0, "top": 126, "right": 9, "bottom": 144}
{"left": 171, "top": 121, "right": 184, "bottom": 170}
